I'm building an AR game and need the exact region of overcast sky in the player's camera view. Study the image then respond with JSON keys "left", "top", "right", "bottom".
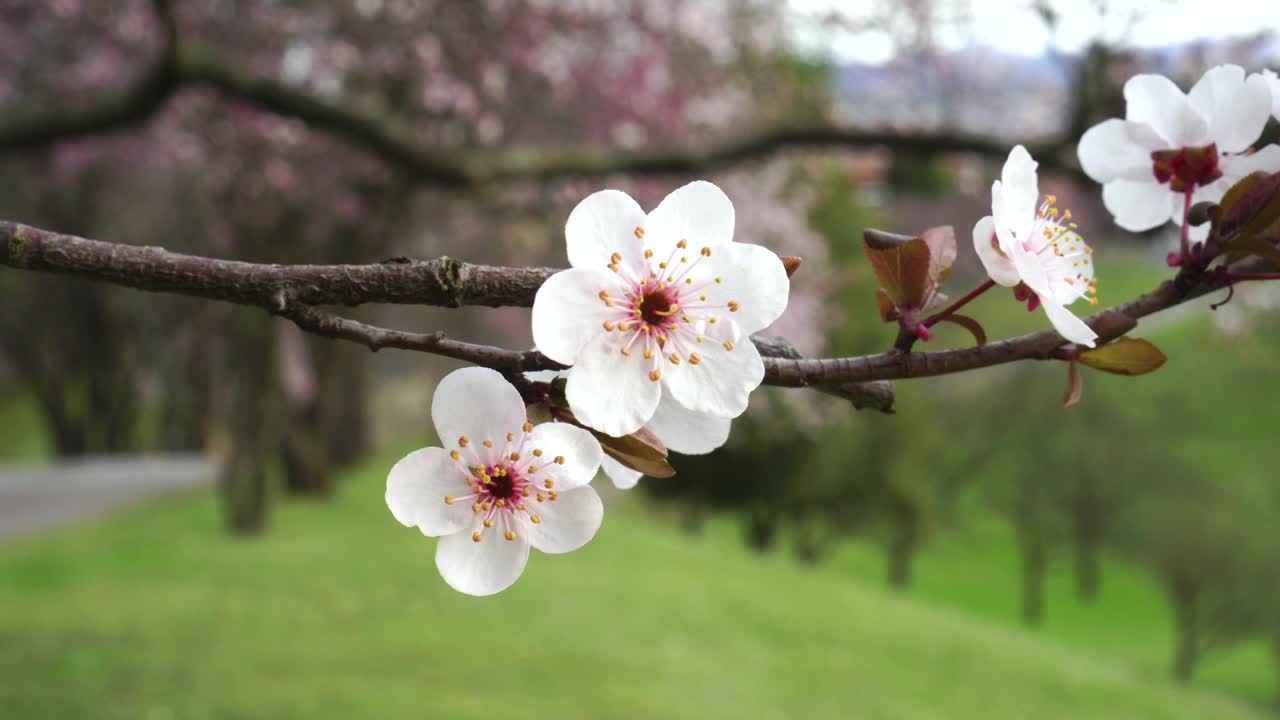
{"left": 789, "top": 0, "right": 1280, "bottom": 64}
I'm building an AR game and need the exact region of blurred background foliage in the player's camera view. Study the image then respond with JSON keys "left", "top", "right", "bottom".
{"left": 3, "top": 0, "right": 1280, "bottom": 718}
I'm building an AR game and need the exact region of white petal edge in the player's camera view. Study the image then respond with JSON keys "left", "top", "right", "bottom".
{"left": 1041, "top": 299, "right": 1098, "bottom": 347}
{"left": 1077, "top": 119, "right": 1160, "bottom": 183}
{"left": 1264, "top": 69, "right": 1280, "bottom": 121}
{"left": 642, "top": 180, "right": 736, "bottom": 260}
{"left": 662, "top": 326, "right": 764, "bottom": 419}
{"left": 698, "top": 242, "right": 790, "bottom": 335}
{"left": 564, "top": 330, "right": 662, "bottom": 437}
{"left": 565, "top": 189, "right": 648, "bottom": 271}
{"left": 1102, "top": 179, "right": 1178, "bottom": 232}
{"left": 386, "top": 447, "right": 474, "bottom": 536}
{"left": 431, "top": 367, "right": 527, "bottom": 462}
{"left": 532, "top": 267, "right": 626, "bottom": 365}
{"left": 524, "top": 421, "right": 603, "bottom": 491}
{"left": 1187, "top": 65, "right": 1271, "bottom": 153}
{"left": 1124, "top": 73, "right": 1208, "bottom": 147}
{"left": 998, "top": 146, "right": 1040, "bottom": 242}
{"left": 646, "top": 394, "right": 731, "bottom": 455}
{"left": 972, "top": 216, "right": 1021, "bottom": 287}
{"left": 525, "top": 485, "right": 604, "bottom": 554}
{"left": 435, "top": 522, "right": 530, "bottom": 596}
{"left": 600, "top": 455, "right": 643, "bottom": 489}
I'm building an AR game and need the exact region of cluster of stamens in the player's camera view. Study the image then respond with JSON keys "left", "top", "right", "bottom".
{"left": 596, "top": 226, "right": 741, "bottom": 382}
{"left": 443, "top": 422, "right": 566, "bottom": 543}
{"left": 1032, "top": 195, "right": 1099, "bottom": 306}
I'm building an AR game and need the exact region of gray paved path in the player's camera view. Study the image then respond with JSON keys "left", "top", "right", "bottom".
{"left": 0, "top": 454, "right": 215, "bottom": 541}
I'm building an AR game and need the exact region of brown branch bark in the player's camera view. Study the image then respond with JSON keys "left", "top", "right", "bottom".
{"left": 1, "top": 219, "right": 1245, "bottom": 409}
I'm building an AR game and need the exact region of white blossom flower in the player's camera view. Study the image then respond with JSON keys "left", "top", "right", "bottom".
{"left": 386, "top": 367, "right": 604, "bottom": 596}
{"left": 532, "top": 181, "right": 789, "bottom": 437}
{"left": 1264, "top": 70, "right": 1280, "bottom": 121}
{"left": 974, "top": 146, "right": 1099, "bottom": 347}
{"left": 525, "top": 370, "right": 731, "bottom": 489}
{"left": 1078, "top": 65, "right": 1280, "bottom": 234}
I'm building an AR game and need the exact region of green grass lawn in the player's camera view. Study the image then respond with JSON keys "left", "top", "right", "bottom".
{"left": 0, "top": 446, "right": 1269, "bottom": 720}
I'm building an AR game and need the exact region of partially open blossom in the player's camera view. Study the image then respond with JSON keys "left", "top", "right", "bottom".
{"left": 1078, "top": 65, "right": 1279, "bottom": 234}
{"left": 525, "top": 370, "right": 731, "bottom": 489}
{"left": 974, "top": 146, "right": 1099, "bottom": 347}
{"left": 532, "top": 181, "right": 790, "bottom": 437}
{"left": 386, "top": 367, "right": 604, "bottom": 596}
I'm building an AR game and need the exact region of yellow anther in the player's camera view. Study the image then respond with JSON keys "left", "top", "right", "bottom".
{"left": 450, "top": 450, "right": 460, "bottom": 460}
{"left": 644, "top": 249, "right": 654, "bottom": 258}
{"left": 598, "top": 290, "right": 609, "bottom": 300}
{"left": 685, "top": 278, "right": 693, "bottom": 284}
{"left": 554, "top": 456, "right": 565, "bottom": 465}
{"left": 670, "top": 353, "right": 681, "bottom": 364}
{"left": 545, "top": 479, "right": 554, "bottom": 489}
{"left": 1089, "top": 298, "right": 1098, "bottom": 306}
{"left": 537, "top": 492, "right": 546, "bottom": 502}
{"left": 523, "top": 422, "right": 533, "bottom": 432}
{"left": 709, "top": 316, "right": 718, "bottom": 323}
{"left": 603, "top": 320, "right": 616, "bottom": 330}
{"left": 506, "top": 432, "right": 514, "bottom": 442}
{"left": 444, "top": 496, "right": 454, "bottom": 505}
{"left": 459, "top": 436, "right": 469, "bottom": 447}
{"left": 643, "top": 348, "right": 655, "bottom": 359}
{"left": 483, "top": 440, "right": 493, "bottom": 448}
{"left": 466, "top": 477, "right": 476, "bottom": 486}
{"left": 496, "top": 499, "right": 506, "bottom": 508}
{"left": 505, "top": 530, "right": 517, "bottom": 541}
{"left": 659, "top": 262, "right": 667, "bottom": 269}
{"left": 689, "top": 353, "right": 701, "bottom": 365}
{"left": 608, "top": 263, "right": 619, "bottom": 273}
{"left": 531, "top": 515, "right": 542, "bottom": 524}
{"left": 723, "top": 340, "right": 736, "bottom": 351}
{"left": 700, "top": 247, "right": 712, "bottom": 256}
{"left": 714, "top": 277, "right": 722, "bottom": 284}
{"left": 472, "top": 532, "right": 483, "bottom": 542}
{"left": 728, "top": 301, "right": 739, "bottom": 312}
{"left": 472, "top": 502, "right": 481, "bottom": 512}
{"left": 620, "top": 347, "right": 631, "bottom": 356}
{"left": 610, "top": 252, "right": 622, "bottom": 264}
{"left": 483, "top": 518, "right": 494, "bottom": 528}
{"left": 649, "top": 369, "right": 662, "bottom": 381}
{"left": 677, "top": 239, "right": 687, "bottom": 249}
{"left": 699, "top": 294, "right": 707, "bottom": 301}
{"left": 482, "top": 501, "right": 492, "bottom": 511}
{"left": 517, "top": 502, "right": 526, "bottom": 510}
{"left": 548, "top": 491, "right": 558, "bottom": 501}
{"left": 521, "top": 488, "right": 530, "bottom": 498}
{"left": 696, "top": 336, "right": 704, "bottom": 343}
{"left": 527, "top": 465, "right": 537, "bottom": 475}
{"left": 532, "top": 449, "right": 543, "bottom": 457}
{"left": 634, "top": 226, "right": 645, "bottom": 238}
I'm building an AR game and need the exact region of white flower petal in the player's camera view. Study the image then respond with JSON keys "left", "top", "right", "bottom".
{"left": 1040, "top": 299, "right": 1097, "bottom": 347}
{"left": 1010, "top": 244, "right": 1051, "bottom": 297}
{"left": 565, "top": 189, "right": 648, "bottom": 271}
{"left": 1221, "top": 145, "right": 1280, "bottom": 178}
{"left": 662, "top": 327, "right": 764, "bottom": 418}
{"left": 431, "top": 367, "right": 527, "bottom": 460}
{"left": 435, "top": 522, "right": 530, "bottom": 596}
{"left": 532, "top": 267, "right": 625, "bottom": 365}
{"left": 524, "top": 421, "right": 603, "bottom": 491}
{"left": 564, "top": 331, "right": 662, "bottom": 437}
{"left": 1263, "top": 69, "right": 1280, "bottom": 120}
{"left": 525, "top": 485, "right": 604, "bottom": 554}
{"left": 1124, "top": 73, "right": 1208, "bottom": 147}
{"left": 695, "top": 242, "right": 790, "bottom": 335}
{"left": 1187, "top": 65, "right": 1271, "bottom": 153}
{"left": 1078, "top": 119, "right": 1159, "bottom": 183}
{"left": 995, "top": 146, "right": 1039, "bottom": 243}
{"left": 1102, "top": 179, "right": 1178, "bottom": 232}
{"left": 600, "top": 455, "right": 643, "bottom": 489}
{"left": 643, "top": 181, "right": 735, "bottom": 260}
{"left": 972, "top": 216, "right": 1021, "bottom": 287}
{"left": 646, "top": 393, "right": 731, "bottom": 455}
{"left": 386, "top": 447, "right": 473, "bottom": 536}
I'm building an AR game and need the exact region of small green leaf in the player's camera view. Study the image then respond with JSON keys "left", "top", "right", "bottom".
{"left": 1077, "top": 337, "right": 1167, "bottom": 376}
{"left": 592, "top": 427, "right": 675, "bottom": 479}
{"left": 935, "top": 313, "right": 987, "bottom": 345}
{"left": 1062, "top": 361, "right": 1083, "bottom": 408}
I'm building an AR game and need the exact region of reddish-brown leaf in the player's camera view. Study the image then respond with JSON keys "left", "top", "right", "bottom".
{"left": 592, "top": 427, "right": 675, "bottom": 478}
{"left": 1062, "top": 361, "right": 1083, "bottom": 408}
{"left": 863, "top": 231, "right": 932, "bottom": 312}
{"left": 935, "top": 313, "right": 987, "bottom": 346}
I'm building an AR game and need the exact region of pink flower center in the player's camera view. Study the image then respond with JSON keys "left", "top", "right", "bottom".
{"left": 442, "top": 431, "right": 565, "bottom": 543}
{"left": 1152, "top": 144, "right": 1222, "bottom": 193}
{"left": 596, "top": 232, "right": 742, "bottom": 382}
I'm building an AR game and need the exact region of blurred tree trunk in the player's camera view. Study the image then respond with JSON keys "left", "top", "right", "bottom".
{"left": 745, "top": 503, "right": 778, "bottom": 552}
{"left": 278, "top": 327, "right": 333, "bottom": 496}
{"left": 1016, "top": 474, "right": 1047, "bottom": 627}
{"left": 1169, "top": 575, "right": 1201, "bottom": 684}
{"left": 885, "top": 495, "right": 920, "bottom": 590}
{"left": 319, "top": 341, "right": 370, "bottom": 468}
{"left": 219, "top": 314, "right": 279, "bottom": 534}
{"left": 1072, "top": 507, "right": 1103, "bottom": 603}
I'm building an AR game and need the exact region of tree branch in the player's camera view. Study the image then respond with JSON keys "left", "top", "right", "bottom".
{"left": 1, "top": 219, "right": 1248, "bottom": 411}
{"left": 0, "top": 8, "right": 1079, "bottom": 185}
